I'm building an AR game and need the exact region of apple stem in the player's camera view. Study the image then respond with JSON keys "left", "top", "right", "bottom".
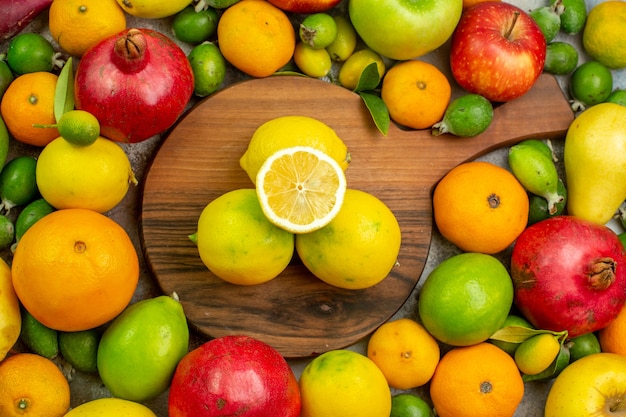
{"left": 504, "top": 11, "right": 520, "bottom": 40}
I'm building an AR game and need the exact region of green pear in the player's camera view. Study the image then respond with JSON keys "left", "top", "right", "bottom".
{"left": 564, "top": 103, "right": 626, "bottom": 225}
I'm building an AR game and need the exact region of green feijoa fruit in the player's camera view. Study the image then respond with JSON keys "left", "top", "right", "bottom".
{"left": 188, "top": 41, "right": 226, "bottom": 98}
{"left": 567, "top": 332, "right": 601, "bottom": 362}
{"left": 530, "top": 6, "right": 561, "bottom": 43}
{"left": 0, "top": 117, "right": 9, "bottom": 169}
{"left": 390, "top": 393, "right": 433, "bottom": 417}
{"left": 508, "top": 141, "right": 563, "bottom": 215}
{"left": 544, "top": 41, "right": 579, "bottom": 75}
{"left": 517, "top": 139, "right": 555, "bottom": 161}
{"left": 527, "top": 178, "right": 567, "bottom": 226}
{"left": 551, "top": 0, "right": 586, "bottom": 35}
{"left": 607, "top": 90, "right": 626, "bottom": 107}
{"left": 20, "top": 307, "right": 59, "bottom": 359}
{"left": 6, "top": 33, "right": 62, "bottom": 75}
{"left": 0, "top": 155, "right": 39, "bottom": 213}
{"left": 0, "top": 60, "right": 14, "bottom": 100}
{"left": 431, "top": 94, "right": 494, "bottom": 137}
{"left": 0, "top": 214, "right": 14, "bottom": 249}
{"left": 300, "top": 13, "right": 338, "bottom": 50}
{"left": 172, "top": 5, "right": 218, "bottom": 44}
{"left": 294, "top": 42, "right": 332, "bottom": 78}
{"left": 15, "top": 197, "right": 55, "bottom": 242}
{"left": 569, "top": 60, "right": 613, "bottom": 111}
{"left": 59, "top": 329, "right": 100, "bottom": 373}
{"left": 97, "top": 294, "right": 190, "bottom": 402}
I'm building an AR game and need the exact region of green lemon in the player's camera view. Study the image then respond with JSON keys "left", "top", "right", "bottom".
{"left": 6, "top": 33, "right": 62, "bottom": 75}
{"left": 293, "top": 42, "right": 332, "bottom": 78}
{"left": 20, "top": 307, "right": 59, "bottom": 360}
{"left": 390, "top": 394, "right": 433, "bottom": 417}
{"left": 97, "top": 294, "right": 190, "bottom": 402}
{"left": 431, "top": 93, "right": 493, "bottom": 137}
{"left": 569, "top": 60, "right": 613, "bottom": 111}
{"left": 338, "top": 48, "right": 385, "bottom": 91}
{"left": 607, "top": 89, "right": 626, "bottom": 107}
{"left": 490, "top": 314, "right": 534, "bottom": 356}
{"left": 551, "top": 0, "right": 586, "bottom": 35}
{"left": 0, "top": 60, "right": 14, "bottom": 100}
{"left": 299, "top": 13, "right": 337, "bottom": 50}
{"left": 0, "top": 155, "right": 39, "bottom": 213}
{"left": 0, "top": 117, "right": 10, "bottom": 170}
{"left": 530, "top": 6, "right": 561, "bottom": 43}
{"left": 544, "top": 41, "right": 579, "bottom": 75}
{"left": 567, "top": 332, "right": 601, "bottom": 362}
{"left": 57, "top": 110, "right": 100, "bottom": 146}
{"left": 527, "top": 178, "right": 567, "bottom": 226}
{"left": 188, "top": 41, "right": 226, "bottom": 97}
{"left": 172, "top": 5, "right": 218, "bottom": 44}
{"left": 418, "top": 252, "right": 514, "bottom": 346}
{"left": 59, "top": 329, "right": 100, "bottom": 373}
{"left": 14, "top": 198, "right": 55, "bottom": 243}
{"left": 522, "top": 343, "right": 570, "bottom": 382}
{"left": 0, "top": 214, "right": 14, "bottom": 249}
{"left": 326, "top": 15, "right": 357, "bottom": 62}
{"left": 514, "top": 333, "right": 561, "bottom": 375}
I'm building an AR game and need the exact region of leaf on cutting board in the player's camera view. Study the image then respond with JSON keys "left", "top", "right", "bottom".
{"left": 54, "top": 57, "right": 75, "bottom": 122}
{"left": 360, "top": 92, "right": 390, "bottom": 136}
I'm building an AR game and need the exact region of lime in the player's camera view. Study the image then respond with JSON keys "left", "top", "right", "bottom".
{"left": 0, "top": 214, "right": 14, "bottom": 249}
{"left": 188, "top": 41, "right": 226, "bottom": 97}
{"left": 299, "top": 13, "right": 337, "bottom": 50}
{"left": 567, "top": 332, "right": 601, "bottom": 362}
{"left": 418, "top": 252, "right": 514, "bottom": 346}
{"left": 0, "top": 60, "right": 14, "bottom": 100}
{"left": 607, "top": 89, "right": 626, "bottom": 107}
{"left": 0, "top": 116, "right": 10, "bottom": 169}
{"left": 19, "top": 307, "right": 59, "bottom": 360}
{"left": 172, "top": 5, "right": 218, "bottom": 44}
{"left": 544, "top": 41, "right": 579, "bottom": 75}
{"left": 551, "top": 0, "right": 586, "bottom": 35}
{"left": 338, "top": 48, "right": 385, "bottom": 91}
{"left": 6, "top": 33, "right": 62, "bottom": 75}
{"left": 527, "top": 178, "right": 567, "bottom": 226}
{"left": 390, "top": 394, "right": 433, "bottom": 417}
{"left": 530, "top": 6, "right": 561, "bottom": 42}
{"left": 431, "top": 93, "right": 493, "bottom": 137}
{"left": 14, "top": 197, "right": 55, "bottom": 243}
{"left": 57, "top": 110, "right": 100, "bottom": 146}
{"left": 293, "top": 42, "right": 332, "bottom": 78}
{"left": 569, "top": 60, "right": 613, "bottom": 111}
{"left": 514, "top": 333, "right": 561, "bottom": 375}
{"left": 59, "top": 329, "right": 100, "bottom": 373}
{"left": 0, "top": 155, "right": 39, "bottom": 213}
{"left": 326, "top": 15, "right": 357, "bottom": 62}
{"left": 490, "top": 314, "right": 534, "bottom": 356}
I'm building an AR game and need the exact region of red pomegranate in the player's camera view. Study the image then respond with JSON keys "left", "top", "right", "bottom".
{"left": 266, "top": 0, "right": 341, "bottom": 13}
{"left": 511, "top": 215, "right": 626, "bottom": 337}
{"left": 75, "top": 28, "right": 194, "bottom": 143}
{"left": 168, "top": 335, "right": 301, "bottom": 417}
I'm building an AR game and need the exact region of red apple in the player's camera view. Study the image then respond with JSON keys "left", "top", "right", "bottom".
{"left": 168, "top": 335, "right": 301, "bottom": 417}
{"left": 449, "top": 2, "right": 546, "bottom": 102}
{"left": 266, "top": 0, "right": 341, "bottom": 13}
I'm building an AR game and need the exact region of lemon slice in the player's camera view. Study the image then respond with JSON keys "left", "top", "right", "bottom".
{"left": 256, "top": 146, "right": 347, "bottom": 234}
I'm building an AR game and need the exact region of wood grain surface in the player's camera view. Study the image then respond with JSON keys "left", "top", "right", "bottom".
{"left": 140, "top": 74, "right": 574, "bottom": 358}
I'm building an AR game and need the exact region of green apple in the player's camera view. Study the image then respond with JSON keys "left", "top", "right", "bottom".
{"left": 545, "top": 352, "right": 626, "bottom": 416}
{"left": 348, "top": 0, "right": 463, "bottom": 60}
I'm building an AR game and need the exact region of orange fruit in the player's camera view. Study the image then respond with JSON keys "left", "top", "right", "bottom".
{"left": 433, "top": 161, "right": 529, "bottom": 254}
{"left": 0, "top": 352, "right": 70, "bottom": 417}
{"left": 463, "top": 0, "right": 500, "bottom": 8}
{"left": 49, "top": 0, "right": 127, "bottom": 57}
{"left": 11, "top": 208, "right": 140, "bottom": 332}
{"left": 367, "top": 318, "right": 440, "bottom": 389}
{"left": 430, "top": 343, "right": 524, "bottom": 417}
{"left": 598, "top": 305, "right": 626, "bottom": 356}
{"left": 0, "top": 72, "right": 59, "bottom": 146}
{"left": 217, "top": 0, "right": 295, "bottom": 78}
{"left": 381, "top": 60, "right": 451, "bottom": 130}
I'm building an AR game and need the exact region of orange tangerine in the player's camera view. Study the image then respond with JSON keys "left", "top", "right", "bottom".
{"left": 598, "top": 305, "right": 626, "bottom": 356}
{"left": 381, "top": 60, "right": 451, "bottom": 130}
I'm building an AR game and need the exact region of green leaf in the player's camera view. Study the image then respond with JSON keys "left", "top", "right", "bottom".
{"left": 360, "top": 92, "right": 390, "bottom": 136}
{"left": 354, "top": 62, "right": 381, "bottom": 92}
{"left": 489, "top": 325, "right": 568, "bottom": 344}
{"left": 54, "top": 57, "right": 75, "bottom": 123}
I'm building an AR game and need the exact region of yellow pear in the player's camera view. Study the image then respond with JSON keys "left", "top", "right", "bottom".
{"left": 564, "top": 103, "right": 626, "bottom": 225}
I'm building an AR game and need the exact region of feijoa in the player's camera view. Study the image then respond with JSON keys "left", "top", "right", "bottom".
{"left": 432, "top": 94, "right": 494, "bottom": 137}
{"left": 188, "top": 41, "right": 226, "bottom": 97}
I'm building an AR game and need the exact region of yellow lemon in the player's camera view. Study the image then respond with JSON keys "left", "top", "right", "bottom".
{"left": 295, "top": 188, "right": 401, "bottom": 289}
{"left": 240, "top": 115, "right": 350, "bottom": 184}
{"left": 338, "top": 48, "right": 386, "bottom": 90}
{"left": 0, "top": 258, "right": 20, "bottom": 361}
{"left": 194, "top": 188, "right": 294, "bottom": 285}
{"left": 582, "top": 1, "right": 626, "bottom": 69}
{"left": 35, "top": 137, "right": 137, "bottom": 213}
{"left": 514, "top": 333, "right": 561, "bottom": 375}
{"left": 63, "top": 398, "right": 157, "bottom": 416}
{"left": 116, "top": 0, "right": 192, "bottom": 18}
{"left": 299, "top": 349, "right": 392, "bottom": 417}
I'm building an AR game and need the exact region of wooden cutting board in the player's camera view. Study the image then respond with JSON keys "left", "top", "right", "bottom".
{"left": 140, "top": 74, "right": 574, "bottom": 358}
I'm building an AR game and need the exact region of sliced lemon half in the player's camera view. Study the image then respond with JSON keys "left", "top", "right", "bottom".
{"left": 256, "top": 146, "right": 347, "bottom": 234}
